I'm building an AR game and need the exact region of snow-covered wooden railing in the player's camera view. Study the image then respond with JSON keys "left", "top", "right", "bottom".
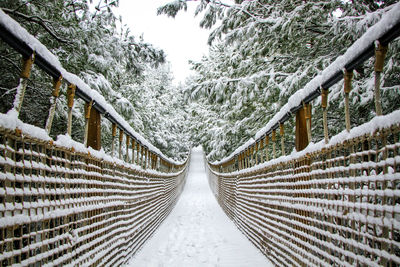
{"left": 0, "top": 9, "right": 189, "bottom": 266}
{"left": 0, "top": 129, "right": 188, "bottom": 266}
{"left": 207, "top": 4, "right": 400, "bottom": 267}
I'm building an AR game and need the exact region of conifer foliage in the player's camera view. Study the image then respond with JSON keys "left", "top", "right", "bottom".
{"left": 0, "top": 0, "right": 190, "bottom": 160}
{"left": 159, "top": 0, "right": 400, "bottom": 161}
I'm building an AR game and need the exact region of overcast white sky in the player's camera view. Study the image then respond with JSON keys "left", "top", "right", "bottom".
{"left": 116, "top": 0, "right": 211, "bottom": 84}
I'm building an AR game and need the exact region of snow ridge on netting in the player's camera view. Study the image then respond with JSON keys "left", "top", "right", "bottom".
{"left": 212, "top": 2, "right": 400, "bottom": 165}
{"left": 0, "top": 8, "right": 182, "bottom": 166}
{"left": 0, "top": 127, "right": 188, "bottom": 266}
{"left": 207, "top": 110, "right": 400, "bottom": 266}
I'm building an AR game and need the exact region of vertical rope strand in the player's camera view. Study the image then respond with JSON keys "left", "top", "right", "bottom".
{"left": 45, "top": 75, "right": 63, "bottom": 134}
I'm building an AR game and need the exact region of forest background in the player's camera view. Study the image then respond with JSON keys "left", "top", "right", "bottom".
{"left": 0, "top": 0, "right": 399, "bottom": 162}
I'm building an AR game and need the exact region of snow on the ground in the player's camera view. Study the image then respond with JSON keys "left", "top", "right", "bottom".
{"left": 126, "top": 147, "right": 272, "bottom": 267}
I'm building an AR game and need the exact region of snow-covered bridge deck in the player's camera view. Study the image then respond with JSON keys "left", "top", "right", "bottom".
{"left": 128, "top": 147, "right": 272, "bottom": 267}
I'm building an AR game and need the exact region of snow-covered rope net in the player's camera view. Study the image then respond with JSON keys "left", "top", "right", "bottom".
{"left": 0, "top": 8, "right": 189, "bottom": 266}
{"left": 207, "top": 3, "right": 400, "bottom": 266}
{"left": 0, "top": 127, "right": 188, "bottom": 265}
{"left": 208, "top": 121, "right": 400, "bottom": 266}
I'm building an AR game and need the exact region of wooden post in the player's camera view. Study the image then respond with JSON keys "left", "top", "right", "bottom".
{"left": 13, "top": 53, "right": 35, "bottom": 115}
{"left": 141, "top": 146, "right": 145, "bottom": 169}
{"left": 131, "top": 139, "right": 136, "bottom": 164}
{"left": 280, "top": 123, "right": 285, "bottom": 156}
{"left": 305, "top": 104, "right": 312, "bottom": 143}
{"left": 20, "top": 53, "right": 35, "bottom": 79}
{"left": 344, "top": 70, "right": 353, "bottom": 132}
{"left": 111, "top": 124, "right": 117, "bottom": 157}
{"left": 265, "top": 135, "right": 269, "bottom": 162}
{"left": 145, "top": 149, "right": 148, "bottom": 169}
{"left": 250, "top": 146, "right": 254, "bottom": 167}
{"left": 118, "top": 129, "right": 123, "bottom": 159}
{"left": 148, "top": 150, "right": 151, "bottom": 169}
{"left": 259, "top": 139, "right": 264, "bottom": 163}
{"left": 148, "top": 151, "right": 151, "bottom": 169}
{"left": 66, "top": 84, "right": 76, "bottom": 136}
{"left": 272, "top": 130, "right": 277, "bottom": 158}
{"left": 235, "top": 155, "right": 238, "bottom": 171}
{"left": 84, "top": 101, "right": 93, "bottom": 147}
{"left": 255, "top": 142, "right": 259, "bottom": 165}
{"left": 145, "top": 147, "right": 148, "bottom": 169}
{"left": 321, "top": 89, "right": 329, "bottom": 144}
{"left": 160, "top": 159, "right": 165, "bottom": 172}
{"left": 146, "top": 149, "right": 149, "bottom": 169}
{"left": 245, "top": 149, "right": 249, "bottom": 168}
{"left": 295, "top": 106, "right": 309, "bottom": 152}
{"left": 126, "top": 135, "right": 130, "bottom": 162}
{"left": 136, "top": 142, "right": 140, "bottom": 166}
{"left": 86, "top": 103, "right": 101, "bottom": 150}
{"left": 374, "top": 43, "right": 387, "bottom": 116}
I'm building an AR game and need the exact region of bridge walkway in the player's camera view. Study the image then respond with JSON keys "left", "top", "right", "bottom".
{"left": 128, "top": 147, "right": 272, "bottom": 267}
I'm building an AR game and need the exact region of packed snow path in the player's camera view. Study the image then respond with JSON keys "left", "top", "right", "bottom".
{"left": 127, "top": 147, "right": 273, "bottom": 267}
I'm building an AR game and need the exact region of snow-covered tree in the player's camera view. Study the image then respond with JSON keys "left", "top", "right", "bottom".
{"left": 0, "top": 0, "right": 190, "bottom": 160}
{"left": 159, "top": 0, "right": 400, "bottom": 160}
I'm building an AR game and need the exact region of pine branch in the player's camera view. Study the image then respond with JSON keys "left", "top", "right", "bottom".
{"left": 0, "top": 54, "right": 21, "bottom": 73}
{"left": 210, "top": 0, "right": 262, "bottom": 21}
{"left": 2, "top": 8, "right": 72, "bottom": 44}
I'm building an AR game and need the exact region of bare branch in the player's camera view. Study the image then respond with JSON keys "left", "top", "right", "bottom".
{"left": 2, "top": 8, "right": 72, "bottom": 44}
{"left": 0, "top": 54, "right": 21, "bottom": 73}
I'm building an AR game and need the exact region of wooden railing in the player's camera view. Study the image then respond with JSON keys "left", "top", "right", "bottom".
{"left": 0, "top": 9, "right": 189, "bottom": 266}
{"left": 207, "top": 4, "right": 400, "bottom": 266}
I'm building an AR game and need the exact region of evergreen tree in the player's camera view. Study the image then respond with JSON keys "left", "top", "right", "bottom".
{"left": 159, "top": 0, "right": 400, "bottom": 161}
{"left": 0, "top": 0, "right": 190, "bottom": 161}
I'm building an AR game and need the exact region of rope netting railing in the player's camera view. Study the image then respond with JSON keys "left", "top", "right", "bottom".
{"left": 207, "top": 3, "right": 400, "bottom": 266}
{"left": 0, "top": 9, "right": 189, "bottom": 266}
